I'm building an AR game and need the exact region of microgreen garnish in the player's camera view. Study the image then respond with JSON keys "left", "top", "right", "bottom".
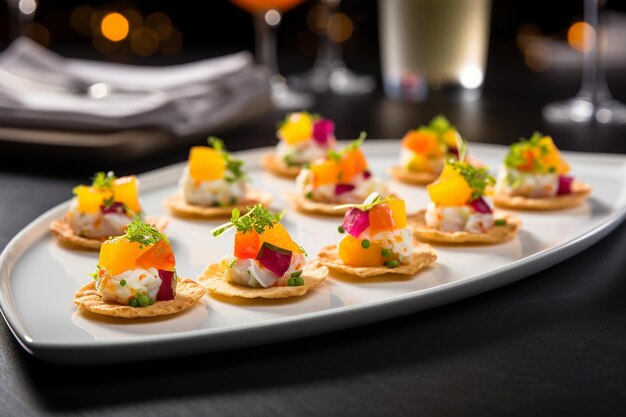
{"left": 455, "top": 131, "right": 468, "bottom": 163}
{"left": 504, "top": 131, "right": 553, "bottom": 172}
{"left": 333, "top": 192, "right": 394, "bottom": 212}
{"left": 449, "top": 161, "right": 495, "bottom": 200}
{"left": 91, "top": 171, "right": 116, "bottom": 190}
{"left": 228, "top": 259, "right": 236, "bottom": 268}
{"left": 211, "top": 204, "right": 285, "bottom": 237}
{"left": 326, "top": 132, "right": 367, "bottom": 160}
{"left": 124, "top": 216, "right": 168, "bottom": 248}
{"left": 208, "top": 136, "right": 248, "bottom": 183}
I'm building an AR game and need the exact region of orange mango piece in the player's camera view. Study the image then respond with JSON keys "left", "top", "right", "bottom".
{"left": 443, "top": 129, "right": 460, "bottom": 148}
{"left": 261, "top": 223, "right": 303, "bottom": 254}
{"left": 311, "top": 159, "right": 341, "bottom": 188}
{"left": 427, "top": 165, "right": 473, "bottom": 206}
{"left": 402, "top": 130, "right": 443, "bottom": 157}
{"left": 278, "top": 112, "right": 313, "bottom": 145}
{"left": 539, "top": 136, "right": 570, "bottom": 175}
{"left": 135, "top": 240, "right": 176, "bottom": 271}
{"left": 113, "top": 176, "right": 141, "bottom": 214}
{"left": 75, "top": 185, "right": 108, "bottom": 213}
{"left": 339, "top": 149, "right": 368, "bottom": 183}
{"left": 234, "top": 230, "right": 262, "bottom": 259}
{"left": 338, "top": 235, "right": 385, "bottom": 267}
{"left": 406, "top": 153, "right": 429, "bottom": 172}
{"left": 387, "top": 198, "right": 407, "bottom": 229}
{"left": 369, "top": 205, "right": 395, "bottom": 235}
{"left": 189, "top": 146, "right": 226, "bottom": 182}
{"left": 99, "top": 236, "right": 149, "bottom": 276}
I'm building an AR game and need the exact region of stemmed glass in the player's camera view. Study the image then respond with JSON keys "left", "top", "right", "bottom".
{"left": 6, "top": 0, "right": 37, "bottom": 40}
{"left": 230, "top": 0, "right": 314, "bottom": 109}
{"left": 542, "top": 0, "right": 626, "bottom": 124}
{"left": 290, "top": 0, "right": 375, "bottom": 94}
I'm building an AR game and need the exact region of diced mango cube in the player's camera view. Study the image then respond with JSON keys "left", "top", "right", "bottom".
{"left": 75, "top": 185, "right": 107, "bottom": 213}
{"left": 189, "top": 146, "right": 226, "bottom": 182}
{"left": 261, "top": 223, "right": 302, "bottom": 254}
{"left": 113, "top": 176, "right": 141, "bottom": 214}
{"left": 234, "top": 230, "right": 262, "bottom": 259}
{"left": 135, "top": 240, "right": 176, "bottom": 271}
{"left": 443, "top": 129, "right": 460, "bottom": 148}
{"left": 311, "top": 159, "right": 341, "bottom": 188}
{"left": 339, "top": 149, "right": 368, "bottom": 183}
{"left": 338, "top": 235, "right": 385, "bottom": 267}
{"left": 278, "top": 112, "right": 313, "bottom": 145}
{"left": 427, "top": 165, "right": 473, "bottom": 206}
{"left": 99, "top": 236, "right": 149, "bottom": 276}
{"left": 369, "top": 205, "right": 395, "bottom": 235}
{"left": 406, "top": 153, "right": 428, "bottom": 172}
{"left": 539, "top": 136, "right": 570, "bottom": 175}
{"left": 387, "top": 198, "right": 407, "bottom": 229}
{"left": 402, "top": 130, "right": 443, "bottom": 157}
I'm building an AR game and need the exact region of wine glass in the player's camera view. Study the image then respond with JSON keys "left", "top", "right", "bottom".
{"left": 5, "top": 0, "right": 37, "bottom": 40}
{"left": 230, "top": 0, "right": 314, "bottom": 109}
{"left": 290, "top": 0, "right": 375, "bottom": 94}
{"left": 542, "top": 0, "right": 626, "bottom": 124}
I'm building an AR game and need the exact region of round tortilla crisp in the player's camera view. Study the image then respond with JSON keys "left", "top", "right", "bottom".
{"left": 164, "top": 189, "right": 272, "bottom": 219}
{"left": 198, "top": 260, "right": 329, "bottom": 299}
{"left": 317, "top": 244, "right": 437, "bottom": 278}
{"left": 73, "top": 278, "right": 206, "bottom": 318}
{"left": 261, "top": 153, "right": 301, "bottom": 179}
{"left": 407, "top": 210, "right": 521, "bottom": 244}
{"left": 50, "top": 215, "right": 168, "bottom": 251}
{"left": 493, "top": 181, "right": 592, "bottom": 210}
{"left": 389, "top": 166, "right": 438, "bottom": 186}
{"left": 289, "top": 192, "right": 348, "bottom": 216}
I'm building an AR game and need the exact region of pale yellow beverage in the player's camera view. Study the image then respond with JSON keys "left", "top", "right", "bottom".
{"left": 379, "top": 0, "right": 491, "bottom": 101}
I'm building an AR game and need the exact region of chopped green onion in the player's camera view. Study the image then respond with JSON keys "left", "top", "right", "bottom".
{"left": 361, "top": 239, "right": 371, "bottom": 249}
{"left": 385, "top": 260, "right": 400, "bottom": 268}
{"left": 305, "top": 191, "right": 313, "bottom": 200}
{"left": 287, "top": 277, "right": 295, "bottom": 286}
{"left": 293, "top": 277, "right": 304, "bottom": 286}
{"left": 291, "top": 270, "right": 303, "bottom": 278}
{"left": 120, "top": 279, "right": 126, "bottom": 287}
{"left": 337, "top": 225, "right": 345, "bottom": 234}
{"left": 149, "top": 297, "right": 156, "bottom": 305}
{"left": 228, "top": 258, "right": 236, "bottom": 268}
{"left": 381, "top": 248, "right": 393, "bottom": 258}
{"left": 129, "top": 298, "right": 139, "bottom": 308}
{"left": 495, "top": 219, "right": 507, "bottom": 226}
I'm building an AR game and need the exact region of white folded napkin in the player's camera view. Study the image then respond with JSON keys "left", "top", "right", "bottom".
{"left": 0, "top": 38, "right": 271, "bottom": 137}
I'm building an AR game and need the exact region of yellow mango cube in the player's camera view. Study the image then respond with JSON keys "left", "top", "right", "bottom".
{"left": 278, "top": 112, "right": 313, "bottom": 145}
{"left": 189, "top": 146, "right": 226, "bottom": 182}
{"left": 539, "top": 136, "right": 570, "bottom": 175}
{"left": 75, "top": 186, "right": 107, "bottom": 213}
{"left": 99, "top": 236, "right": 150, "bottom": 276}
{"left": 338, "top": 235, "right": 385, "bottom": 267}
{"left": 387, "top": 198, "right": 407, "bottom": 229}
{"left": 113, "top": 176, "right": 141, "bottom": 214}
{"left": 427, "top": 165, "right": 473, "bottom": 206}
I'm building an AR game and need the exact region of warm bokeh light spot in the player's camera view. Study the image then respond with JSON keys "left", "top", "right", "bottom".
{"left": 568, "top": 21, "right": 594, "bottom": 53}
{"left": 159, "top": 27, "right": 183, "bottom": 56}
{"left": 101, "top": 12, "right": 129, "bottom": 42}
{"left": 327, "top": 13, "right": 353, "bottom": 43}
{"left": 524, "top": 41, "right": 551, "bottom": 72}
{"left": 307, "top": 4, "right": 329, "bottom": 35}
{"left": 70, "top": 5, "right": 94, "bottom": 35}
{"left": 130, "top": 27, "right": 159, "bottom": 56}
{"left": 23, "top": 23, "right": 50, "bottom": 47}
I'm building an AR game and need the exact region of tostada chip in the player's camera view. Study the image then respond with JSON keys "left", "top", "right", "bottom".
{"left": 408, "top": 160, "right": 521, "bottom": 244}
{"left": 390, "top": 115, "right": 468, "bottom": 185}
{"left": 199, "top": 204, "right": 329, "bottom": 299}
{"left": 50, "top": 171, "right": 167, "bottom": 250}
{"left": 493, "top": 132, "right": 592, "bottom": 210}
{"left": 165, "top": 137, "right": 271, "bottom": 218}
{"left": 73, "top": 218, "right": 205, "bottom": 318}
{"left": 318, "top": 192, "right": 437, "bottom": 278}
{"left": 292, "top": 133, "right": 388, "bottom": 215}
{"left": 262, "top": 111, "right": 337, "bottom": 179}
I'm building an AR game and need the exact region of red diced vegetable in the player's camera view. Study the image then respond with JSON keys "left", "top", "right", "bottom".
{"left": 256, "top": 242, "right": 293, "bottom": 277}
{"left": 557, "top": 176, "right": 574, "bottom": 195}
{"left": 342, "top": 208, "right": 370, "bottom": 238}
{"left": 312, "top": 119, "right": 335, "bottom": 145}
{"left": 156, "top": 269, "right": 176, "bottom": 301}
{"left": 100, "top": 202, "right": 127, "bottom": 215}
{"left": 335, "top": 184, "right": 355, "bottom": 195}
{"left": 468, "top": 197, "right": 492, "bottom": 214}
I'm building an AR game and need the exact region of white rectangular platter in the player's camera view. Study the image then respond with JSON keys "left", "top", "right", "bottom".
{"left": 1, "top": 142, "right": 625, "bottom": 365}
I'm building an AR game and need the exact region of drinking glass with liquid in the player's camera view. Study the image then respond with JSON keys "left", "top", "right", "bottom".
{"left": 379, "top": 0, "right": 491, "bottom": 101}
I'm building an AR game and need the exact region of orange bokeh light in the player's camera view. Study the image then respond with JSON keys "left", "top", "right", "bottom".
{"left": 101, "top": 12, "right": 130, "bottom": 42}
{"left": 568, "top": 21, "right": 594, "bottom": 53}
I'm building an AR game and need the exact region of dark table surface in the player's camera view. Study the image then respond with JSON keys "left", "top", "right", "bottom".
{"left": 1, "top": 41, "right": 625, "bottom": 417}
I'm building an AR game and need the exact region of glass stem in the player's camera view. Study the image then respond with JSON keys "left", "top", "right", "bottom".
{"left": 315, "top": 0, "right": 344, "bottom": 70}
{"left": 253, "top": 11, "right": 281, "bottom": 83}
{"left": 579, "top": 0, "right": 611, "bottom": 105}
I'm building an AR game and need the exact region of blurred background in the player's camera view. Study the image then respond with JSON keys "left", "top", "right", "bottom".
{"left": 1, "top": 0, "right": 625, "bottom": 171}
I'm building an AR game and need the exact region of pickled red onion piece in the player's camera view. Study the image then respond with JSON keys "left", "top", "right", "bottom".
{"left": 313, "top": 119, "right": 335, "bottom": 145}
{"left": 256, "top": 242, "right": 293, "bottom": 277}
{"left": 335, "top": 184, "right": 355, "bottom": 195}
{"left": 342, "top": 208, "right": 370, "bottom": 238}
{"left": 468, "top": 197, "right": 492, "bottom": 214}
{"left": 557, "top": 176, "right": 574, "bottom": 195}
{"left": 156, "top": 269, "right": 176, "bottom": 301}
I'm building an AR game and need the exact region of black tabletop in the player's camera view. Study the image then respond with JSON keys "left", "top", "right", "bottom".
{"left": 1, "top": 40, "right": 626, "bottom": 416}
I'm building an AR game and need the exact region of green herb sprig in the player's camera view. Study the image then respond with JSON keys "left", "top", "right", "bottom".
{"left": 124, "top": 216, "right": 168, "bottom": 248}
{"left": 211, "top": 204, "right": 285, "bottom": 237}
{"left": 91, "top": 171, "right": 117, "bottom": 190}
{"left": 333, "top": 191, "right": 393, "bottom": 212}
{"left": 448, "top": 161, "right": 495, "bottom": 200}
{"left": 208, "top": 137, "right": 248, "bottom": 183}
{"left": 326, "top": 131, "right": 367, "bottom": 161}
{"left": 504, "top": 131, "right": 549, "bottom": 171}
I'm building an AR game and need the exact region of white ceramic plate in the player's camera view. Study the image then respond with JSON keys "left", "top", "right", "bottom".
{"left": 1, "top": 142, "right": 625, "bottom": 365}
